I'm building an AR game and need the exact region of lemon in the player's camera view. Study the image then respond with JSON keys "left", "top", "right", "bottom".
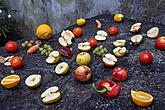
{"left": 1, "top": 75, "right": 20, "bottom": 89}
{"left": 76, "top": 18, "right": 86, "bottom": 26}
{"left": 36, "top": 24, "right": 52, "bottom": 40}
{"left": 131, "top": 90, "right": 153, "bottom": 107}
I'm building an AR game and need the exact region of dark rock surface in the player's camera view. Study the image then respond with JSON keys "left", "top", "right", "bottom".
{"left": 0, "top": 14, "right": 165, "bottom": 110}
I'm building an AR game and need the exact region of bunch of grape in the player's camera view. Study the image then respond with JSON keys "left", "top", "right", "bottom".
{"left": 21, "top": 40, "right": 42, "bottom": 48}
{"left": 39, "top": 44, "right": 53, "bottom": 56}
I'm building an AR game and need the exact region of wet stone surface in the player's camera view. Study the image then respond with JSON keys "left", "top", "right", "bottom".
{"left": 0, "top": 14, "right": 165, "bottom": 110}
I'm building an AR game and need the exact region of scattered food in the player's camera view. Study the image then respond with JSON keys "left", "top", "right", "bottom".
{"left": 130, "top": 23, "right": 142, "bottom": 33}
{"left": 41, "top": 86, "right": 61, "bottom": 104}
{"left": 113, "top": 47, "right": 128, "bottom": 57}
{"left": 102, "top": 53, "right": 117, "bottom": 67}
{"left": 5, "top": 41, "right": 18, "bottom": 53}
{"left": 114, "top": 14, "right": 124, "bottom": 23}
{"left": 147, "top": 27, "right": 159, "bottom": 39}
{"left": 131, "top": 34, "right": 143, "bottom": 45}
{"left": 46, "top": 51, "right": 60, "bottom": 64}
{"left": 36, "top": 24, "right": 52, "bottom": 40}
{"left": 112, "top": 66, "right": 128, "bottom": 81}
{"left": 78, "top": 42, "right": 91, "bottom": 51}
{"left": 10, "top": 56, "right": 23, "bottom": 69}
{"left": 55, "top": 62, "right": 69, "bottom": 75}
{"left": 131, "top": 90, "right": 153, "bottom": 107}
{"left": 73, "top": 27, "right": 83, "bottom": 38}
{"left": 74, "top": 65, "right": 92, "bottom": 82}
{"left": 93, "top": 45, "right": 108, "bottom": 57}
{"left": 21, "top": 40, "right": 42, "bottom": 49}
{"left": 95, "top": 30, "right": 108, "bottom": 41}
{"left": 58, "top": 48, "right": 73, "bottom": 58}
{"left": 93, "top": 80, "right": 120, "bottom": 98}
{"left": 1, "top": 75, "right": 20, "bottom": 89}
{"left": 58, "top": 30, "right": 74, "bottom": 47}
{"left": 155, "top": 36, "right": 165, "bottom": 50}
{"left": 108, "top": 26, "right": 118, "bottom": 36}
{"left": 76, "top": 52, "right": 91, "bottom": 65}
{"left": 95, "top": 19, "right": 102, "bottom": 29}
{"left": 139, "top": 51, "right": 153, "bottom": 65}
{"left": 25, "top": 74, "right": 41, "bottom": 88}
{"left": 88, "top": 38, "right": 97, "bottom": 48}
{"left": 76, "top": 18, "right": 86, "bottom": 26}
{"left": 113, "top": 40, "right": 126, "bottom": 47}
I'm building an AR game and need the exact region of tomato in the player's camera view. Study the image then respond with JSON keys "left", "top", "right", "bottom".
{"left": 5, "top": 41, "right": 18, "bottom": 53}
{"left": 139, "top": 52, "right": 153, "bottom": 65}
{"left": 108, "top": 26, "right": 118, "bottom": 36}
{"left": 11, "top": 56, "right": 23, "bottom": 69}
{"left": 88, "top": 38, "right": 97, "bottom": 47}
{"left": 73, "top": 27, "right": 83, "bottom": 38}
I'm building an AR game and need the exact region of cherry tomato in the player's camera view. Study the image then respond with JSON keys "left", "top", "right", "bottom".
{"left": 139, "top": 52, "right": 153, "bottom": 65}
{"left": 88, "top": 38, "right": 97, "bottom": 47}
{"left": 5, "top": 41, "right": 18, "bottom": 53}
{"left": 73, "top": 27, "right": 83, "bottom": 38}
{"left": 108, "top": 26, "right": 118, "bottom": 36}
{"left": 11, "top": 56, "right": 23, "bottom": 69}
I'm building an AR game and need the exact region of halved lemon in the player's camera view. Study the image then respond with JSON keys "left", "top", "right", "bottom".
{"left": 1, "top": 75, "right": 20, "bottom": 89}
{"left": 131, "top": 90, "right": 153, "bottom": 107}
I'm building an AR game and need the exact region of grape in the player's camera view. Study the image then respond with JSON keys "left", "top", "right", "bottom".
{"left": 104, "top": 48, "right": 108, "bottom": 53}
{"left": 44, "top": 44, "right": 48, "bottom": 49}
{"left": 24, "top": 41, "right": 29, "bottom": 45}
{"left": 10, "top": 70, "right": 16, "bottom": 74}
{"left": 30, "top": 40, "right": 34, "bottom": 44}
{"left": 21, "top": 43, "right": 26, "bottom": 48}
{"left": 39, "top": 48, "right": 43, "bottom": 51}
{"left": 28, "top": 43, "right": 33, "bottom": 47}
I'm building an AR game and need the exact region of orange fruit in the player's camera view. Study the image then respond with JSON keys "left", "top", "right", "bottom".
{"left": 76, "top": 18, "right": 86, "bottom": 26}
{"left": 1, "top": 75, "right": 20, "bottom": 89}
{"left": 114, "top": 14, "right": 124, "bottom": 23}
{"left": 131, "top": 90, "right": 153, "bottom": 107}
{"left": 36, "top": 24, "right": 52, "bottom": 40}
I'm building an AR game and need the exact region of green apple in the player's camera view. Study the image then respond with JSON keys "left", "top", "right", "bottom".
{"left": 113, "top": 47, "right": 128, "bottom": 57}
{"left": 25, "top": 74, "right": 41, "bottom": 88}
{"left": 46, "top": 51, "right": 60, "bottom": 64}
{"left": 76, "top": 52, "right": 91, "bottom": 65}
{"left": 55, "top": 62, "right": 69, "bottom": 75}
{"left": 41, "top": 86, "right": 61, "bottom": 104}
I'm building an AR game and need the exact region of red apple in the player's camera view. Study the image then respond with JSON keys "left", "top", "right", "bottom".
{"left": 74, "top": 65, "right": 92, "bottom": 82}
{"left": 139, "top": 52, "right": 153, "bottom": 65}
{"left": 112, "top": 66, "right": 128, "bottom": 81}
{"left": 155, "top": 36, "right": 165, "bottom": 51}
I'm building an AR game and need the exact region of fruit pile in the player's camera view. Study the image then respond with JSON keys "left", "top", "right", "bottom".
{"left": 0, "top": 14, "right": 165, "bottom": 108}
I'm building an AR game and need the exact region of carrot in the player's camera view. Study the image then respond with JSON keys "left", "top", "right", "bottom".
{"left": 27, "top": 44, "right": 39, "bottom": 54}
{"left": 96, "top": 19, "right": 102, "bottom": 29}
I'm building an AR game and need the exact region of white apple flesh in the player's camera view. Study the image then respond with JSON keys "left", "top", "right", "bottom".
{"left": 130, "top": 23, "right": 142, "bottom": 33}
{"left": 113, "top": 40, "right": 126, "bottom": 47}
{"left": 41, "top": 86, "right": 61, "bottom": 104}
{"left": 95, "top": 30, "right": 107, "bottom": 41}
{"left": 46, "top": 51, "right": 60, "bottom": 64}
{"left": 55, "top": 62, "right": 69, "bottom": 75}
{"left": 147, "top": 27, "right": 159, "bottom": 39}
{"left": 113, "top": 47, "right": 128, "bottom": 57}
{"left": 102, "top": 53, "right": 117, "bottom": 67}
{"left": 78, "top": 42, "right": 91, "bottom": 51}
{"left": 131, "top": 34, "right": 143, "bottom": 45}
{"left": 25, "top": 74, "right": 41, "bottom": 88}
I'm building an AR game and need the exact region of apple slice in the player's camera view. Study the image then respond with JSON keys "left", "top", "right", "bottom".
{"left": 113, "top": 47, "right": 128, "bottom": 57}
{"left": 25, "top": 74, "right": 41, "bottom": 88}
{"left": 102, "top": 53, "right": 117, "bottom": 67}
{"left": 131, "top": 34, "right": 143, "bottom": 45}
{"left": 113, "top": 40, "right": 126, "bottom": 47}
{"left": 147, "top": 27, "right": 159, "bottom": 39}
{"left": 46, "top": 51, "right": 60, "bottom": 64}
{"left": 58, "top": 37, "right": 68, "bottom": 47}
{"left": 41, "top": 86, "right": 61, "bottom": 104}
{"left": 95, "top": 30, "right": 107, "bottom": 41}
{"left": 78, "top": 42, "right": 91, "bottom": 51}
{"left": 130, "top": 23, "right": 142, "bottom": 33}
{"left": 55, "top": 62, "right": 69, "bottom": 75}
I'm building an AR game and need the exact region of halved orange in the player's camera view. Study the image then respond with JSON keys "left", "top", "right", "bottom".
{"left": 1, "top": 75, "right": 20, "bottom": 89}
{"left": 131, "top": 90, "right": 153, "bottom": 107}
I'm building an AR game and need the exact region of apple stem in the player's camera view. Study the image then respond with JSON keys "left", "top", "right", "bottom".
{"left": 92, "top": 83, "right": 108, "bottom": 93}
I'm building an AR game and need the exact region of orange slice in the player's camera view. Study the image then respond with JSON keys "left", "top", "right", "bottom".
{"left": 1, "top": 75, "right": 20, "bottom": 89}
{"left": 131, "top": 90, "right": 153, "bottom": 107}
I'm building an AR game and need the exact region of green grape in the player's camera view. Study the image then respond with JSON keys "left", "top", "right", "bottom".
{"left": 28, "top": 43, "right": 33, "bottom": 47}
{"left": 48, "top": 47, "right": 53, "bottom": 51}
{"left": 21, "top": 43, "right": 26, "bottom": 48}
{"left": 41, "top": 51, "right": 45, "bottom": 55}
{"left": 102, "top": 54, "right": 106, "bottom": 57}
{"left": 30, "top": 40, "right": 34, "bottom": 44}
{"left": 44, "top": 44, "right": 48, "bottom": 49}
{"left": 42, "top": 49, "right": 47, "bottom": 53}
{"left": 45, "top": 52, "right": 49, "bottom": 56}
{"left": 94, "top": 47, "right": 100, "bottom": 52}
{"left": 100, "top": 49, "right": 105, "bottom": 54}
{"left": 24, "top": 41, "right": 29, "bottom": 45}
{"left": 39, "top": 48, "right": 43, "bottom": 51}
{"left": 99, "top": 45, "right": 103, "bottom": 49}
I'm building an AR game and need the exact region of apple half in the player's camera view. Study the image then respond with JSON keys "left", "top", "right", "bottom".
{"left": 131, "top": 34, "right": 143, "bottom": 45}
{"left": 58, "top": 30, "right": 74, "bottom": 47}
{"left": 46, "top": 51, "right": 60, "bottom": 64}
{"left": 41, "top": 86, "right": 61, "bottom": 104}
{"left": 95, "top": 30, "right": 108, "bottom": 41}
{"left": 113, "top": 40, "right": 126, "bottom": 47}
{"left": 25, "top": 74, "right": 41, "bottom": 88}
{"left": 102, "top": 53, "right": 117, "bottom": 67}
{"left": 113, "top": 47, "right": 128, "bottom": 57}
{"left": 78, "top": 42, "right": 91, "bottom": 51}
{"left": 55, "top": 62, "right": 69, "bottom": 75}
{"left": 147, "top": 27, "right": 159, "bottom": 39}
{"left": 130, "top": 23, "right": 142, "bottom": 33}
